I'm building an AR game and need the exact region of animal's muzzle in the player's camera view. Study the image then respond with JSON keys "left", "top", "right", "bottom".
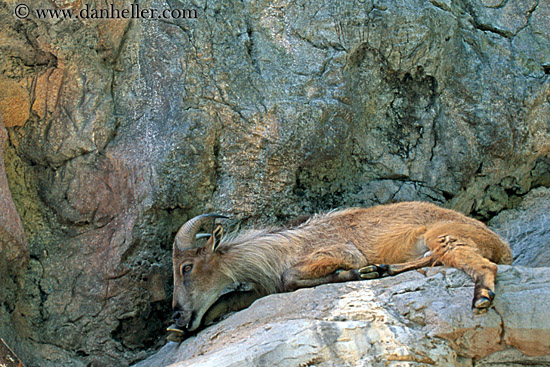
{"left": 172, "top": 309, "right": 193, "bottom": 330}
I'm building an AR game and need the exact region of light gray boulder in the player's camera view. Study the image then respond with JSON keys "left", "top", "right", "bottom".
{"left": 135, "top": 266, "right": 550, "bottom": 367}
{"left": 490, "top": 187, "right": 550, "bottom": 267}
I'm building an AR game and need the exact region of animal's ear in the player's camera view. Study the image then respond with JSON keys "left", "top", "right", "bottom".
{"left": 211, "top": 224, "right": 224, "bottom": 253}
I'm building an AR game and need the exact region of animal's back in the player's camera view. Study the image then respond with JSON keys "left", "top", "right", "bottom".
{"left": 303, "top": 201, "right": 512, "bottom": 266}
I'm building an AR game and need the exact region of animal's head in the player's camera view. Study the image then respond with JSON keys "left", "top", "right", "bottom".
{"left": 171, "top": 214, "right": 232, "bottom": 332}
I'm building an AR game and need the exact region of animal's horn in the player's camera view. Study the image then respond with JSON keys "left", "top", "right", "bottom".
{"left": 174, "top": 214, "right": 228, "bottom": 251}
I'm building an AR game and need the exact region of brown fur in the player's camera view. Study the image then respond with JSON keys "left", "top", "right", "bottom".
{"left": 172, "top": 201, "right": 513, "bottom": 332}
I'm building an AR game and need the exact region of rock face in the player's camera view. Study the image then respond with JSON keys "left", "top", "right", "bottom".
{"left": 489, "top": 187, "right": 550, "bottom": 268}
{"left": 0, "top": 116, "right": 29, "bottom": 361}
{"left": 0, "top": 0, "right": 549, "bottom": 366}
{"left": 0, "top": 119, "right": 27, "bottom": 269}
{"left": 135, "top": 266, "right": 550, "bottom": 367}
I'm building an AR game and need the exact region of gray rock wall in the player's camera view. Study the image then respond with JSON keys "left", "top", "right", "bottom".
{"left": 0, "top": 0, "right": 548, "bottom": 366}
{"left": 489, "top": 187, "right": 550, "bottom": 267}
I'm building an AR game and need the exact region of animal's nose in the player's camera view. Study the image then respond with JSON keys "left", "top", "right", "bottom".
{"left": 172, "top": 306, "right": 191, "bottom": 329}
{"left": 172, "top": 310, "right": 183, "bottom": 323}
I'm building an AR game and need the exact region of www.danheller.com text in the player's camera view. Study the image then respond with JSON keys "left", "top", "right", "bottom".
{"left": 14, "top": 3, "right": 198, "bottom": 20}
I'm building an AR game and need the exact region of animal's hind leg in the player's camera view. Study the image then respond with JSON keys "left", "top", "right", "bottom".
{"left": 424, "top": 224, "right": 500, "bottom": 313}
{"left": 360, "top": 222, "right": 504, "bottom": 313}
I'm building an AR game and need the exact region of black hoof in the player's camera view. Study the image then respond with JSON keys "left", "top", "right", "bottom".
{"left": 360, "top": 271, "right": 381, "bottom": 279}
{"left": 167, "top": 333, "right": 185, "bottom": 343}
{"left": 166, "top": 325, "right": 186, "bottom": 334}
{"left": 473, "top": 296, "right": 492, "bottom": 309}
{"left": 473, "top": 289, "right": 495, "bottom": 313}
{"left": 358, "top": 264, "right": 389, "bottom": 279}
{"left": 166, "top": 324, "right": 187, "bottom": 343}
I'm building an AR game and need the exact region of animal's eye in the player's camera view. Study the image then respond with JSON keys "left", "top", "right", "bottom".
{"left": 181, "top": 264, "right": 193, "bottom": 275}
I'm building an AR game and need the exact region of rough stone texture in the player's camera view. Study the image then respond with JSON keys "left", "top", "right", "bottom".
{"left": 0, "top": 0, "right": 549, "bottom": 366}
{"left": 489, "top": 187, "right": 550, "bottom": 267}
{"left": 134, "top": 266, "right": 550, "bottom": 367}
{"left": 0, "top": 115, "right": 29, "bottom": 361}
{"left": 0, "top": 116, "right": 28, "bottom": 279}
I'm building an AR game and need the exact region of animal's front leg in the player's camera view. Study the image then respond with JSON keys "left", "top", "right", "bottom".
{"left": 282, "top": 265, "right": 363, "bottom": 292}
{"left": 282, "top": 246, "right": 367, "bottom": 291}
{"left": 358, "top": 255, "right": 438, "bottom": 279}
